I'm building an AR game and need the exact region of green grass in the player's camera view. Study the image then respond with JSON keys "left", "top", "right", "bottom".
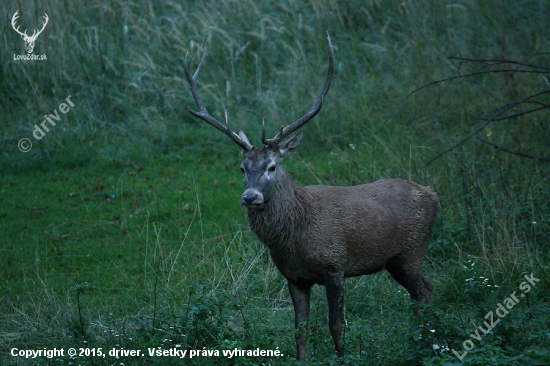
{"left": 1, "top": 0, "right": 549, "bottom": 365}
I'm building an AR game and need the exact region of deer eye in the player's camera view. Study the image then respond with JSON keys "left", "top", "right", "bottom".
{"left": 240, "top": 167, "right": 245, "bottom": 174}
{"left": 268, "top": 165, "right": 276, "bottom": 173}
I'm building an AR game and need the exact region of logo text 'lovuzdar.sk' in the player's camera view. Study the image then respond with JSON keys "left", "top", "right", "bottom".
{"left": 11, "top": 10, "right": 48, "bottom": 60}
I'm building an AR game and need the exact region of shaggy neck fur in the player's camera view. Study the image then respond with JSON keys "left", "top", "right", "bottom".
{"left": 247, "top": 168, "right": 312, "bottom": 254}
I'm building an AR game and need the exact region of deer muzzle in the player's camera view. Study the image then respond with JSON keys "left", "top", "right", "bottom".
{"left": 241, "top": 189, "right": 264, "bottom": 208}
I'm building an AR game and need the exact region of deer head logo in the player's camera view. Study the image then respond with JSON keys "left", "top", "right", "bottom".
{"left": 11, "top": 11, "right": 49, "bottom": 54}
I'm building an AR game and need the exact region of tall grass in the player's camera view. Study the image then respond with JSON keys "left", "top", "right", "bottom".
{"left": 1, "top": 0, "right": 549, "bottom": 364}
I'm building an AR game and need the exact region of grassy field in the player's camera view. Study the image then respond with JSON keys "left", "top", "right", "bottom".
{"left": 1, "top": 0, "right": 549, "bottom": 364}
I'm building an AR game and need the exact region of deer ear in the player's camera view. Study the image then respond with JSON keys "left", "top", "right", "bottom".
{"left": 238, "top": 130, "right": 252, "bottom": 155}
{"left": 278, "top": 131, "right": 303, "bottom": 157}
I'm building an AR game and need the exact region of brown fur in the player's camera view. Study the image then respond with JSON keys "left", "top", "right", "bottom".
{"left": 249, "top": 173, "right": 437, "bottom": 285}
{"left": 245, "top": 156, "right": 437, "bottom": 360}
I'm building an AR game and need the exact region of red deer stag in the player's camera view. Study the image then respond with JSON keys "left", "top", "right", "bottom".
{"left": 183, "top": 33, "right": 437, "bottom": 361}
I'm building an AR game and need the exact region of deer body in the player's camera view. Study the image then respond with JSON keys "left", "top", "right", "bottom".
{"left": 249, "top": 174, "right": 437, "bottom": 284}
{"left": 183, "top": 33, "right": 437, "bottom": 361}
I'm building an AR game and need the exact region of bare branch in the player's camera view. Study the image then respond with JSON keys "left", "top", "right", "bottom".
{"left": 387, "top": 54, "right": 550, "bottom": 165}
{"left": 480, "top": 103, "right": 550, "bottom": 122}
{"left": 448, "top": 57, "right": 550, "bottom": 72}
{"left": 390, "top": 68, "right": 548, "bottom": 124}
{"left": 475, "top": 137, "right": 550, "bottom": 163}
{"left": 425, "top": 88, "right": 549, "bottom": 166}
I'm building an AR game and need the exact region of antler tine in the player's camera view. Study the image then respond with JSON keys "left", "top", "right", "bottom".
{"left": 31, "top": 13, "right": 49, "bottom": 37}
{"left": 261, "top": 120, "right": 284, "bottom": 146}
{"left": 183, "top": 52, "right": 253, "bottom": 151}
{"left": 34, "top": 13, "right": 49, "bottom": 37}
{"left": 263, "top": 31, "right": 334, "bottom": 147}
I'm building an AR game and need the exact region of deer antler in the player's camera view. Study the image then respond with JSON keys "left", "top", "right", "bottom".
{"left": 184, "top": 51, "right": 253, "bottom": 151}
{"left": 11, "top": 11, "right": 49, "bottom": 40}
{"left": 28, "top": 13, "right": 49, "bottom": 41}
{"left": 11, "top": 11, "right": 27, "bottom": 38}
{"left": 262, "top": 31, "right": 334, "bottom": 147}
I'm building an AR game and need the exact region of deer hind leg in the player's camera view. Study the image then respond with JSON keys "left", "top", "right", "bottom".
{"left": 385, "top": 256, "right": 433, "bottom": 316}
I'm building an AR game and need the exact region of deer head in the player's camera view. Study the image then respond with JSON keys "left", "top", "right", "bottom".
{"left": 11, "top": 11, "right": 49, "bottom": 54}
{"left": 183, "top": 33, "right": 334, "bottom": 207}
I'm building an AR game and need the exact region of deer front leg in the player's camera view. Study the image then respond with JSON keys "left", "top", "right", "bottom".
{"left": 287, "top": 279, "right": 312, "bottom": 361}
{"left": 325, "top": 273, "right": 345, "bottom": 358}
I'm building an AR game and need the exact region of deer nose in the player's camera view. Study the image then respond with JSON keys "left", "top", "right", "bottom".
{"left": 242, "top": 194, "right": 258, "bottom": 205}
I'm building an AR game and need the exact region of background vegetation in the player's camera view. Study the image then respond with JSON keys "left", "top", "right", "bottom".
{"left": 1, "top": 0, "right": 549, "bottom": 364}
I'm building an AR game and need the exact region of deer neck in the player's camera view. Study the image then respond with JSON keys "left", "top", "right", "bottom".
{"left": 246, "top": 168, "right": 312, "bottom": 252}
